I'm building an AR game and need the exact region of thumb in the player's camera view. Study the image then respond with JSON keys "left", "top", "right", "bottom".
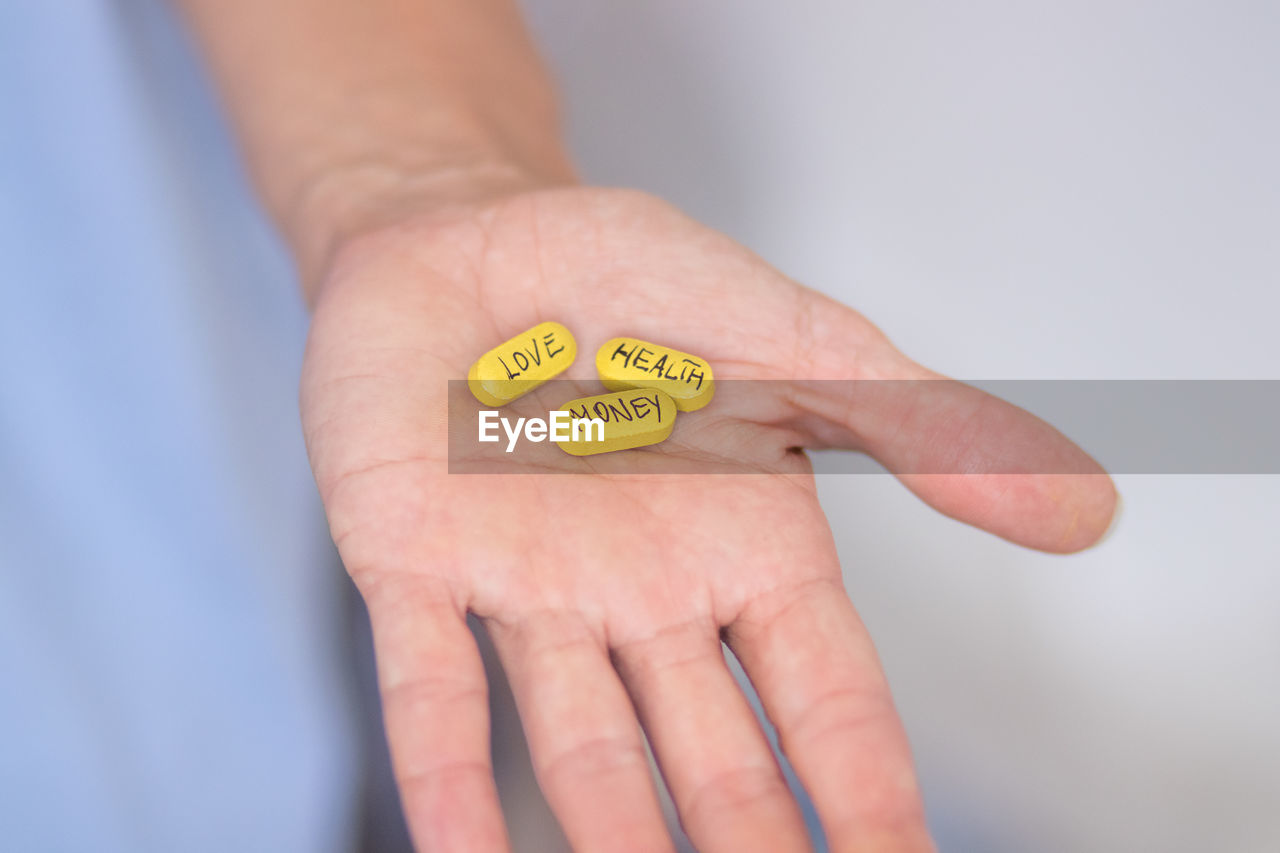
{"left": 791, "top": 294, "right": 1117, "bottom": 553}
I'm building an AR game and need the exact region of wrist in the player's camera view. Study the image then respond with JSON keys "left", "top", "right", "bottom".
{"left": 284, "top": 129, "right": 575, "bottom": 300}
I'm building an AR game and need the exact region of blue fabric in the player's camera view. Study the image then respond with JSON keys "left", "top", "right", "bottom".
{"left": 0, "top": 2, "right": 359, "bottom": 850}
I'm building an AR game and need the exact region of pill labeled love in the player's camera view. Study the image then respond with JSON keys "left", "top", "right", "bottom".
{"left": 555, "top": 388, "right": 676, "bottom": 455}
{"left": 596, "top": 337, "right": 714, "bottom": 411}
{"left": 468, "top": 321, "right": 577, "bottom": 406}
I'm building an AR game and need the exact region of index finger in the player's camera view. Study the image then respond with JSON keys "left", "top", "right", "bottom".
{"left": 726, "top": 577, "right": 935, "bottom": 853}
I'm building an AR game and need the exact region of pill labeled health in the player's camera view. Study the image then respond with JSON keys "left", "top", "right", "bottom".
{"left": 468, "top": 321, "right": 577, "bottom": 406}
{"left": 555, "top": 388, "right": 677, "bottom": 456}
{"left": 596, "top": 337, "right": 714, "bottom": 411}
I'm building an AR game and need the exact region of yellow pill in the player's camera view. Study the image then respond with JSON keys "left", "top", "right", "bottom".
{"left": 468, "top": 321, "right": 577, "bottom": 406}
{"left": 555, "top": 388, "right": 677, "bottom": 456}
{"left": 596, "top": 337, "right": 714, "bottom": 412}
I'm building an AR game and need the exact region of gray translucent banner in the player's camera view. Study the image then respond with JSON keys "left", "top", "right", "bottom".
{"left": 447, "top": 379, "right": 1280, "bottom": 474}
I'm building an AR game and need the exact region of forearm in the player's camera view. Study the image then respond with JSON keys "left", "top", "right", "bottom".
{"left": 175, "top": 0, "right": 575, "bottom": 292}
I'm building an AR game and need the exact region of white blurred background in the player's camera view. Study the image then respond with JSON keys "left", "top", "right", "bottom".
{"left": 508, "top": 2, "right": 1280, "bottom": 850}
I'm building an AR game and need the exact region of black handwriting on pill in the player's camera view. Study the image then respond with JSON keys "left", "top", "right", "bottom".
{"left": 610, "top": 343, "right": 705, "bottom": 390}
{"left": 567, "top": 393, "right": 664, "bottom": 425}
{"left": 498, "top": 331, "right": 565, "bottom": 379}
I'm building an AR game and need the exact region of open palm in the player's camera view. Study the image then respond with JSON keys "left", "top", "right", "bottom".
{"left": 300, "top": 188, "right": 1115, "bottom": 852}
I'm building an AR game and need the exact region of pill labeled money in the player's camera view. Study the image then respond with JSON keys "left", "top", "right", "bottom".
{"left": 596, "top": 337, "right": 714, "bottom": 412}
{"left": 555, "top": 388, "right": 677, "bottom": 456}
{"left": 468, "top": 321, "right": 577, "bottom": 406}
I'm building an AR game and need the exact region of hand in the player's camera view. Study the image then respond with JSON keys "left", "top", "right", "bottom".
{"left": 300, "top": 186, "right": 1115, "bottom": 852}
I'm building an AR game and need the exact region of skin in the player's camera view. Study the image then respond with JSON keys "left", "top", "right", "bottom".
{"left": 177, "top": 1, "right": 1117, "bottom": 850}
{"left": 304, "top": 187, "right": 1114, "bottom": 852}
